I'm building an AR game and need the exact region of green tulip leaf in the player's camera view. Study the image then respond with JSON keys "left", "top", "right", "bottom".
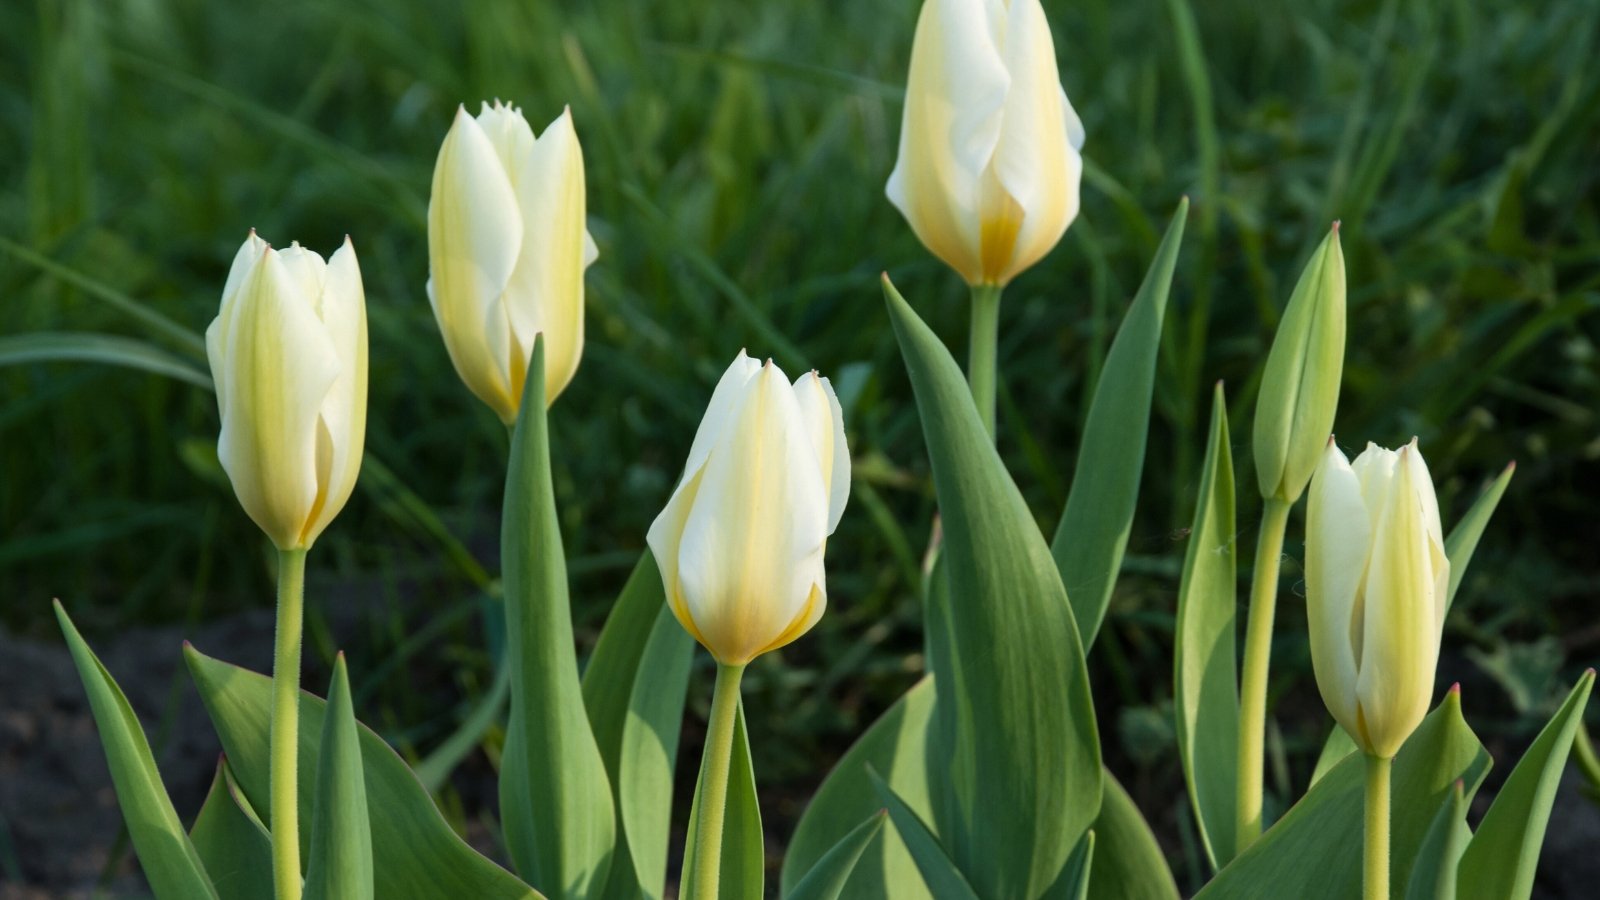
{"left": 1195, "top": 688, "right": 1489, "bottom": 899}
{"left": 785, "top": 811, "right": 888, "bottom": 900}
{"left": 868, "top": 768, "right": 981, "bottom": 900}
{"left": 304, "top": 655, "right": 372, "bottom": 900}
{"left": 501, "top": 335, "right": 616, "bottom": 898}
{"left": 1173, "top": 383, "right": 1240, "bottom": 869}
{"left": 1088, "top": 773, "right": 1181, "bottom": 900}
{"left": 1309, "top": 462, "right": 1516, "bottom": 782}
{"left": 190, "top": 758, "right": 272, "bottom": 900}
{"left": 617, "top": 601, "right": 695, "bottom": 900}
{"left": 1404, "top": 780, "right": 1470, "bottom": 900}
{"left": 1457, "top": 669, "right": 1594, "bottom": 900}
{"left": 183, "top": 645, "right": 542, "bottom": 900}
{"left": 885, "top": 274, "right": 1101, "bottom": 898}
{"left": 680, "top": 699, "right": 763, "bottom": 899}
{"left": 780, "top": 676, "right": 936, "bottom": 900}
{"left": 1041, "top": 831, "right": 1094, "bottom": 900}
{"left": 54, "top": 601, "right": 220, "bottom": 900}
{"left": 582, "top": 552, "right": 689, "bottom": 900}
{"left": 1051, "top": 198, "right": 1187, "bottom": 648}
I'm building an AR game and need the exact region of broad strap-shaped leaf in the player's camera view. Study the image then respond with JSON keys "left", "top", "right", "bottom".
{"left": 183, "top": 645, "right": 542, "bottom": 900}
{"left": 190, "top": 759, "right": 272, "bottom": 900}
{"left": 54, "top": 601, "right": 220, "bottom": 900}
{"left": 1309, "top": 463, "right": 1515, "bottom": 781}
{"left": 680, "top": 700, "right": 762, "bottom": 899}
{"left": 304, "top": 655, "right": 372, "bottom": 900}
{"left": 1456, "top": 670, "right": 1594, "bottom": 900}
{"left": 1041, "top": 831, "right": 1095, "bottom": 900}
{"left": 1173, "top": 383, "right": 1240, "bottom": 869}
{"left": 1442, "top": 461, "right": 1515, "bottom": 614}
{"left": 885, "top": 275, "right": 1102, "bottom": 898}
{"left": 1051, "top": 199, "right": 1188, "bottom": 649}
{"left": 869, "top": 768, "right": 981, "bottom": 900}
{"left": 582, "top": 552, "right": 694, "bottom": 900}
{"left": 1404, "top": 781, "right": 1470, "bottom": 900}
{"left": 785, "top": 811, "right": 888, "bottom": 900}
{"left": 617, "top": 603, "right": 694, "bottom": 900}
{"left": 1195, "top": 689, "right": 1489, "bottom": 899}
{"left": 780, "top": 676, "right": 936, "bottom": 900}
{"left": 500, "top": 335, "right": 616, "bottom": 898}
{"left": 1088, "top": 772, "right": 1181, "bottom": 900}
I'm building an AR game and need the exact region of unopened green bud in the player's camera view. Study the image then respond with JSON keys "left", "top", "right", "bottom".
{"left": 1253, "top": 223, "right": 1346, "bottom": 502}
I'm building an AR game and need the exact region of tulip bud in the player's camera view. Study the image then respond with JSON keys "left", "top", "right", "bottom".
{"left": 427, "top": 101, "right": 598, "bottom": 423}
{"left": 206, "top": 232, "right": 368, "bottom": 550}
{"left": 1305, "top": 439, "right": 1449, "bottom": 758}
{"left": 1253, "top": 224, "right": 1346, "bottom": 502}
{"left": 886, "top": 0, "right": 1085, "bottom": 287}
{"left": 647, "top": 352, "right": 850, "bottom": 665}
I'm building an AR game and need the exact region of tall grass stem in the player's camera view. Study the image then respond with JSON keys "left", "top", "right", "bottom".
{"left": 689, "top": 663, "right": 746, "bottom": 900}
{"left": 968, "top": 283, "right": 1003, "bottom": 438}
{"left": 1236, "top": 497, "right": 1291, "bottom": 848}
{"left": 272, "top": 548, "right": 307, "bottom": 900}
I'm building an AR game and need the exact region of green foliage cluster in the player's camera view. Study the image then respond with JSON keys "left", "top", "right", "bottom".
{"left": 3, "top": 0, "right": 1598, "bottom": 890}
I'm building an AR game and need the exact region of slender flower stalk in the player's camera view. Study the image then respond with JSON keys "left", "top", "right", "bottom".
{"left": 271, "top": 548, "right": 308, "bottom": 900}
{"left": 967, "top": 284, "right": 1002, "bottom": 436}
{"left": 688, "top": 664, "right": 746, "bottom": 900}
{"left": 1235, "top": 496, "right": 1290, "bottom": 846}
{"left": 1364, "top": 753, "right": 1391, "bottom": 900}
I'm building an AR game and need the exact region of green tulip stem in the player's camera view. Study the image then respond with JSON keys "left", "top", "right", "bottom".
{"left": 1363, "top": 753, "right": 1392, "bottom": 900}
{"left": 271, "top": 547, "right": 308, "bottom": 900}
{"left": 1236, "top": 496, "right": 1291, "bottom": 848}
{"left": 968, "top": 282, "right": 1003, "bottom": 438}
{"left": 689, "top": 662, "right": 747, "bottom": 900}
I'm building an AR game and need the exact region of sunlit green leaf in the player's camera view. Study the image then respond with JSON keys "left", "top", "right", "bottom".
{"left": 304, "top": 655, "right": 372, "bottom": 900}
{"left": 189, "top": 759, "right": 272, "bottom": 900}
{"left": 680, "top": 700, "right": 762, "bottom": 899}
{"left": 869, "top": 768, "right": 980, "bottom": 900}
{"left": 785, "top": 811, "right": 887, "bottom": 900}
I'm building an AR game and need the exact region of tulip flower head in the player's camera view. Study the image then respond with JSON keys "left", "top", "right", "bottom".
{"left": 647, "top": 353, "right": 850, "bottom": 666}
{"left": 206, "top": 232, "right": 368, "bottom": 550}
{"left": 887, "top": 0, "right": 1085, "bottom": 287}
{"left": 427, "top": 100, "right": 598, "bottom": 423}
{"left": 1305, "top": 439, "right": 1450, "bottom": 759}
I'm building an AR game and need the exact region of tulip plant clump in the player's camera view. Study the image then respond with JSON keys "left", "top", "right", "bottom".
{"left": 53, "top": 0, "right": 1590, "bottom": 899}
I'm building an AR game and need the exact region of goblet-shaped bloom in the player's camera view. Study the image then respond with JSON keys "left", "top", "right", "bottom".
{"left": 1306, "top": 439, "right": 1450, "bottom": 758}
{"left": 887, "top": 0, "right": 1085, "bottom": 286}
{"left": 206, "top": 232, "right": 367, "bottom": 550}
{"left": 427, "top": 101, "right": 597, "bottom": 422}
{"left": 647, "top": 353, "right": 850, "bottom": 665}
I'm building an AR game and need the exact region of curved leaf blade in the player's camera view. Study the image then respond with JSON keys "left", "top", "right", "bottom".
{"left": 1457, "top": 670, "right": 1594, "bottom": 900}
{"left": 1172, "top": 383, "right": 1239, "bottom": 869}
{"left": 785, "top": 811, "right": 888, "bottom": 900}
{"left": 304, "top": 655, "right": 372, "bottom": 900}
{"left": 183, "top": 645, "right": 542, "bottom": 900}
{"left": 54, "top": 601, "right": 220, "bottom": 900}
{"left": 190, "top": 759, "right": 273, "bottom": 900}
{"left": 1089, "top": 772, "right": 1181, "bottom": 900}
{"left": 1195, "top": 689, "right": 1489, "bottom": 899}
{"left": 1051, "top": 199, "right": 1188, "bottom": 648}
{"left": 617, "top": 603, "right": 695, "bottom": 900}
{"left": 501, "top": 336, "right": 616, "bottom": 898}
{"left": 868, "top": 768, "right": 980, "bottom": 900}
{"left": 0, "top": 331, "right": 214, "bottom": 388}
{"left": 1442, "top": 461, "right": 1515, "bottom": 614}
{"left": 885, "top": 275, "right": 1101, "bottom": 898}
{"left": 780, "top": 676, "right": 936, "bottom": 900}
{"left": 1404, "top": 781, "right": 1469, "bottom": 900}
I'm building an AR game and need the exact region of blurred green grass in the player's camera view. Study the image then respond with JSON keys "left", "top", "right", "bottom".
{"left": 3, "top": 0, "right": 1599, "bottom": 886}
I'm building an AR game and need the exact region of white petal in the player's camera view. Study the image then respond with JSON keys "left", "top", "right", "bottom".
{"left": 220, "top": 231, "right": 268, "bottom": 309}
{"left": 503, "top": 107, "right": 590, "bottom": 408}
{"left": 216, "top": 248, "right": 341, "bottom": 549}
{"left": 987, "top": 0, "right": 1080, "bottom": 284}
{"left": 886, "top": 0, "right": 1011, "bottom": 284}
{"left": 791, "top": 371, "right": 850, "bottom": 534}
{"left": 1350, "top": 442, "right": 1399, "bottom": 535}
{"left": 474, "top": 100, "right": 536, "bottom": 186}
{"left": 681, "top": 352, "right": 763, "bottom": 483}
{"left": 428, "top": 105, "right": 524, "bottom": 421}
{"left": 1305, "top": 441, "right": 1369, "bottom": 743}
{"left": 275, "top": 243, "right": 328, "bottom": 316}
{"left": 1355, "top": 444, "right": 1441, "bottom": 757}
{"left": 674, "top": 362, "right": 830, "bottom": 664}
{"left": 302, "top": 238, "right": 368, "bottom": 545}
